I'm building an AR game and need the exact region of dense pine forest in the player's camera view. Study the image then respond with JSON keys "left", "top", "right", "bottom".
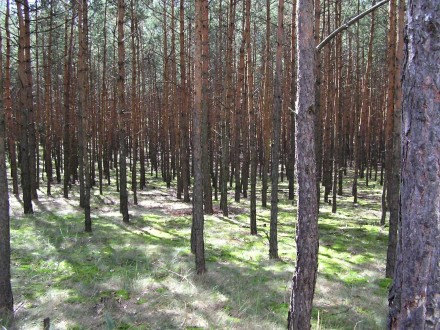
{"left": 0, "top": 0, "right": 438, "bottom": 329}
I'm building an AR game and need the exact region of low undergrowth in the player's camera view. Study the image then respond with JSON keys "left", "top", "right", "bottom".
{"left": 7, "top": 173, "right": 390, "bottom": 329}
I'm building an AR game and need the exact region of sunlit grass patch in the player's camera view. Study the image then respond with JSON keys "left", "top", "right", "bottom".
{"left": 9, "top": 173, "right": 390, "bottom": 329}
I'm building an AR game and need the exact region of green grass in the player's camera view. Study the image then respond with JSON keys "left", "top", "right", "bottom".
{"left": 7, "top": 173, "right": 390, "bottom": 329}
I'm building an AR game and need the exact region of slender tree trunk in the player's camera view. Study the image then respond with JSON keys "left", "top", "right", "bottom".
{"left": 332, "top": 0, "right": 344, "bottom": 213}
{"left": 16, "top": 0, "right": 33, "bottom": 214}
{"left": 314, "top": 0, "right": 321, "bottom": 205}
{"left": 246, "top": 0, "right": 257, "bottom": 235}
{"left": 388, "top": 0, "right": 439, "bottom": 327}
{"left": 352, "top": 0, "right": 361, "bottom": 204}
{"left": 22, "top": 0, "right": 38, "bottom": 200}
{"left": 98, "top": 0, "right": 108, "bottom": 196}
{"left": 179, "top": 0, "right": 190, "bottom": 202}
{"left": 161, "top": 0, "right": 171, "bottom": 188}
{"left": 63, "top": 13, "right": 74, "bottom": 199}
{"left": 382, "top": 0, "right": 397, "bottom": 224}
{"left": 234, "top": 14, "right": 245, "bottom": 204}
{"left": 269, "top": 0, "right": 284, "bottom": 260}
{"left": 288, "top": 0, "right": 297, "bottom": 202}
{"left": 43, "top": 2, "right": 54, "bottom": 196}
{"left": 201, "top": 0, "right": 213, "bottom": 214}
{"left": 192, "top": 0, "right": 206, "bottom": 274}
{"left": 130, "top": 0, "right": 138, "bottom": 206}
{"left": 261, "top": 0, "right": 272, "bottom": 209}
{"left": 4, "top": 2, "right": 18, "bottom": 196}
{"left": 240, "top": 14, "right": 250, "bottom": 200}
{"left": 385, "top": 0, "right": 403, "bottom": 279}
{"left": 288, "top": 0, "right": 319, "bottom": 327}
{"left": 118, "top": 0, "right": 129, "bottom": 223}
{"left": 220, "top": 0, "right": 235, "bottom": 217}
{"left": 78, "top": 0, "right": 92, "bottom": 232}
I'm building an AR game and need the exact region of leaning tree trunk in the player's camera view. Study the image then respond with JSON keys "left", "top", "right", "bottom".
{"left": 388, "top": 0, "right": 440, "bottom": 328}
{"left": 287, "top": 0, "right": 319, "bottom": 328}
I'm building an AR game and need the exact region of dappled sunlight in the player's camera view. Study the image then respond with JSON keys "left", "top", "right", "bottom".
{"left": 8, "top": 174, "right": 389, "bottom": 329}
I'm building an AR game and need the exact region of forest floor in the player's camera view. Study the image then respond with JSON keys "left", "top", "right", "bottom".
{"left": 7, "top": 172, "right": 391, "bottom": 330}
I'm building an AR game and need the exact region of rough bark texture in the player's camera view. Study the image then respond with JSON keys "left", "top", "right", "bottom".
{"left": 288, "top": 0, "right": 319, "bottom": 328}
{"left": 388, "top": 0, "right": 440, "bottom": 328}
{"left": 0, "top": 23, "right": 14, "bottom": 323}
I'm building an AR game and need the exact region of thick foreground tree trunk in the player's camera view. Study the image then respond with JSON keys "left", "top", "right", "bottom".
{"left": 388, "top": 0, "right": 440, "bottom": 328}
{"left": 0, "top": 25, "right": 14, "bottom": 323}
{"left": 287, "top": 0, "right": 319, "bottom": 328}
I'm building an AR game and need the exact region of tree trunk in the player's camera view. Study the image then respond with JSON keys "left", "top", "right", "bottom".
{"left": 220, "top": 0, "right": 235, "bottom": 217}
{"left": 288, "top": 0, "right": 298, "bottom": 202}
{"left": 388, "top": 1, "right": 440, "bottom": 328}
{"left": 78, "top": 0, "right": 92, "bottom": 232}
{"left": 130, "top": 0, "right": 138, "bottom": 206}
{"left": 288, "top": 0, "right": 319, "bottom": 327}
{"left": 63, "top": 12, "right": 74, "bottom": 199}
{"left": 261, "top": 0, "right": 272, "bottom": 209}
{"left": 43, "top": 2, "right": 54, "bottom": 196}
{"left": 179, "top": 0, "right": 190, "bottom": 202}
{"left": 0, "top": 21, "right": 14, "bottom": 324}
{"left": 246, "top": 0, "right": 257, "bottom": 236}
{"left": 201, "top": 0, "right": 213, "bottom": 214}
{"left": 118, "top": 0, "right": 129, "bottom": 223}
{"left": 22, "top": 0, "right": 38, "bottom": 200}
{"left": 385, "top": 0, "right": 403, "bottom": 279}
{"left": 269, "top": 0, "right": 284, "bottom": 260}
{"left": 4, "top": 2, "right": 18, "bottom": 196}
{"left": 352, "top": 0, "right": 361, "bottom": 204}
{"left": 192, "top": 0, "right": 206, "bottom": 274}
{"left": 16, "top": 0, "right": 33, "bottom": 214}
